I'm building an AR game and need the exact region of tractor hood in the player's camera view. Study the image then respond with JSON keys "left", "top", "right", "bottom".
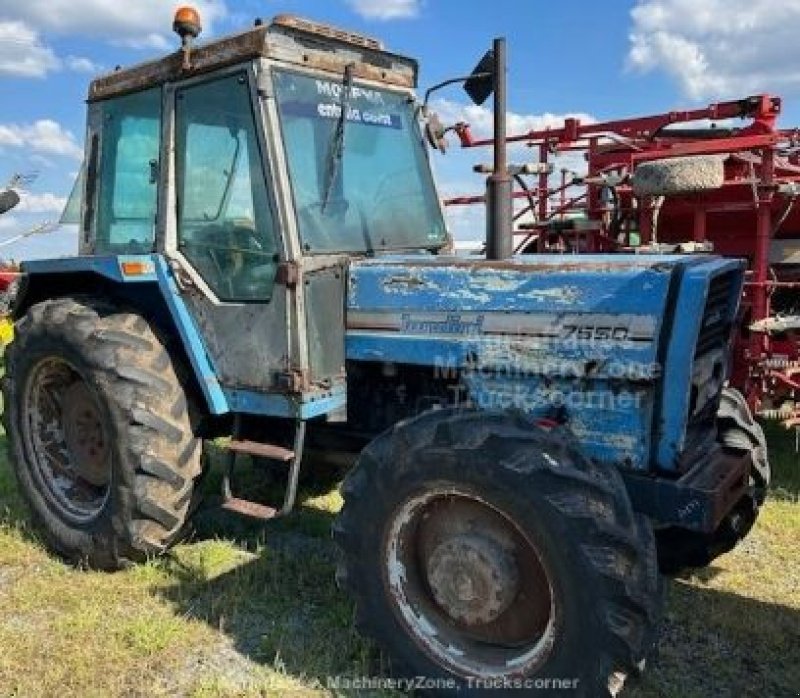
{"left": 346, "top": 253, "right": 702, "bottom": 366}
{"left": 345, "top": 253, "right": 745, "bottom": 471}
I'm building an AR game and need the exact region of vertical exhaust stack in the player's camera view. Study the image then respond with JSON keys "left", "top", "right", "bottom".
{"left": 428, "top": 36, "right": 513, "bottom": 259}
{"left": 486, "top": 38, "right": 512, "bottom": 260}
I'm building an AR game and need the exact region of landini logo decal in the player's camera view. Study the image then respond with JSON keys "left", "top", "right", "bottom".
{"left": 400, "top": 314, "right": 485, "bottom": 335}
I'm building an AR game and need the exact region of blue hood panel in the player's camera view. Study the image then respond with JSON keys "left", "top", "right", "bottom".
{"left": 346, "top": 254, "right": 744, "bottom": 472}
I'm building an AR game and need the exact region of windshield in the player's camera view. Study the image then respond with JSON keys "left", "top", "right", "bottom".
{"left": 273, "top": 69, "right": 447, "bottom": 254}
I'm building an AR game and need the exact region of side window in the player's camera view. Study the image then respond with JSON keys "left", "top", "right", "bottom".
{"left": 96, "top": 88, "right": 161, "bottom": 254}
{"left": 175, "top": 72, "right": 279, "bottom": 302}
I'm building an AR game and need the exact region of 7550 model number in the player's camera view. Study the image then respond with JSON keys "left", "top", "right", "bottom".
{"left": 561, "top": 325, "right": 630, "bottom": 342}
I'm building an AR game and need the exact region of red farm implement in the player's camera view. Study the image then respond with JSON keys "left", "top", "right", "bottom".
{"left": 444, "top": 94, "right": 800, "bottom": 429}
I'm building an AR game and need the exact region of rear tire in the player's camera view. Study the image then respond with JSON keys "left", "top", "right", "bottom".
{"left": 2, "top": 297, "right": 202, "bottom": 570}
{"left": 334, "top": 409, "right": 663, "bottom": 696}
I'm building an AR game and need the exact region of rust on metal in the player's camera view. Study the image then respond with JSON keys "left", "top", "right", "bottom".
{"left": 275, "top": 261, "right": 299, "bottom": 288}
{"left": 222, "top": 496, "right": 278, "bottom": 520}
{"left": 385, "top": 488, "right": 557, "bottom": 676}
{"left": 272, "top": 14, "right": 384, "bottom": 51}
{"left": 89, "top": 27, "right": 269, "bottom": 101}
{"left": 360, "top": 257, "right": 674, "bottom": 275}
{"left": 23, "top": 358, "right": 111, "bottom": 522}
{"left": 89, "top": 15, "right": 416, "bottom": 102}
{"left": 276, "top": 368, "right": 312, "bottom": 393}
{"left": 63, "top": 382, "right": 110, "bottom": 487}
{"left": 288, "top": 51, "right": 413, "bottom": 88}
{"left": 382, "top": 274, "right": 428, "bottom": 290}
{"left": 226, "top": 439, "right": 295, "bottom": 462}
{"left": 425, "top": 532, "right": 520, "bottom": 626}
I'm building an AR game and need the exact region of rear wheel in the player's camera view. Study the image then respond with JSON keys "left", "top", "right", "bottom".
{"left": 334, "top": 409, "right": 663, "bottom": 696}
{"left": 2, "top": 297, "right": 202, "bottom": 570}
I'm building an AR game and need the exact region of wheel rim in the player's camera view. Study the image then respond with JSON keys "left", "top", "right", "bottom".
{"left": 21, "top": 357, "right": 111, "bottom": 523}
{"left": 384, "top": 487, "right": 558, "bottom": 679}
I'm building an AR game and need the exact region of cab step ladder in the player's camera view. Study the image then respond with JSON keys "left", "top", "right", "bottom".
{"left": 220, "top": 417, "right": 306, "bottom": 520}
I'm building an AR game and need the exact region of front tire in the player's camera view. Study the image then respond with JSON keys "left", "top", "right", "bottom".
{"left": 656, "top": 387, "right": 771, "bottom": 573}
{"left": 334, "top": 409, "right": 663, "bottom": 696}
{"left": 2, "top": 297, "right": 202, "bottom": 570}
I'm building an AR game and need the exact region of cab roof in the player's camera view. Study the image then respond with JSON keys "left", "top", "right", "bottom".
{"left": 88, "top": 14, "right": 418, "bottom": 102}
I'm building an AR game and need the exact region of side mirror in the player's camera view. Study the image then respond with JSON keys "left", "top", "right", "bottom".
{"left": 463, "top": 49, "right": 495, "bottom": 106}
{"left": 419, "top": 44, "right": 497, "bottom": 151}
{"left": 424, "top": 112, "right": 449, "bottom": 152}
{"left": 0, "top": 189, "right": 20, "bottom": 216}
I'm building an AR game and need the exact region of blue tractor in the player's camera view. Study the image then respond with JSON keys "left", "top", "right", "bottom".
{"left": 2, "top": 11, "right": 768, "bottom": 696}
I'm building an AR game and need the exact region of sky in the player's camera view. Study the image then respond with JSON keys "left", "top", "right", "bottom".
{"left": 2, "top": 0, "right": 800, "bottom": 257}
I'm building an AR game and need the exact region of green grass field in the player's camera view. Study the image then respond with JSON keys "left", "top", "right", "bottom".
{"left": 0, "top": 428, "right": 798, "bottom": 698}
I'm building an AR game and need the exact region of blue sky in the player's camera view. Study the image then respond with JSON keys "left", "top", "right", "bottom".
{"left": 2, "top": 0, "right": 800, "bottom": 257}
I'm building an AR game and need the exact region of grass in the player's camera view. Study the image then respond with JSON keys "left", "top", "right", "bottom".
{"left": 0, "top": 430, "right": 798, "bottom": 697}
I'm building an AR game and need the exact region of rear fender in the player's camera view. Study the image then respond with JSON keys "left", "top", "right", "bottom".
{"left": 15, "top": 254, "right": 228, "bottom": 416}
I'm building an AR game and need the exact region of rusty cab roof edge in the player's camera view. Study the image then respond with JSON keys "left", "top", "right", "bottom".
{"left": 88, "top": 19, "right": 419, "bottom": 103}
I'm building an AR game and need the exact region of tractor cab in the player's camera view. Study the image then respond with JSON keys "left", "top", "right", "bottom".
{"left": 67, "top": 12, "right": 446, "bottom": 417}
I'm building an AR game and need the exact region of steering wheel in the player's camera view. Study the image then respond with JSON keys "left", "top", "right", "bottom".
{"left": 183, "top": 221, "right": 276, "bottom": 299}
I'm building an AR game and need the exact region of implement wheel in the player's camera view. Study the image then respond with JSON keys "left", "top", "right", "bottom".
{"left": 334, "top": 409, "right": 663, "bottom": 696}
{"left": 2, "top": 297, "right": 202, "bottom": 570}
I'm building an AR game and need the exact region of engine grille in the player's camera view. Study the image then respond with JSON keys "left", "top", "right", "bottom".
{"left": 695, "top": 271, "right": 736, "bottom": 357}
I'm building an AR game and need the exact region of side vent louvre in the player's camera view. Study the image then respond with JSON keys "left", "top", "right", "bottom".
{"left": 695, "top": 272, "right": 736, "bottom": 357}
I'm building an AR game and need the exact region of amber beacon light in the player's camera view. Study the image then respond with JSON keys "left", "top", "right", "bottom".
{"left": 173, "top": 6, "right": 202, "bottom": 70}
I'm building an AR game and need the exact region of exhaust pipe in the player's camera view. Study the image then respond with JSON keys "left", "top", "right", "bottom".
{"left": 486, "top": 37, "right": 512, "bottom": 260}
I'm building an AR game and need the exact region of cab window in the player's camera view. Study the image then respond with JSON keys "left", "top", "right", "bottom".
{"left": 95, "top": 87, "right": 161, "bottom": 254}
{"left": 175, "top": 72, "right": 279, "bottom": 302}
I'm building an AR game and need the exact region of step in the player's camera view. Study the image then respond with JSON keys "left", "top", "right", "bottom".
{"left": 226, "top": 439, "right": 295, "bottom": 463}
{"left": 222, "top": 497, "right": 278, "bottom": 520}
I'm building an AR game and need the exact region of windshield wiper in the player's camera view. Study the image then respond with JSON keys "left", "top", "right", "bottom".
{"left": 207, "top": 131, "right": 242, "bottom": 221}
{"left": 320, "top": 63, "right": 355, "bottom": 213}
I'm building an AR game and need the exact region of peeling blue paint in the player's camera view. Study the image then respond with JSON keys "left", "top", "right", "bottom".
{"left": 347, "top": 253, "right": 745, "bottom": 472}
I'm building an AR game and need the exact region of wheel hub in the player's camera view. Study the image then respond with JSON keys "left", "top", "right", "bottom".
{"left": 426, "top": 533, "right": 519, "bottom": 626}
{"left": 22, "top": 357, "right": 111, "bottom": 523}
{"left": 62, "top": 382, "right": 110, "bottom": 487}
{"left": 385, "top": 488, "right": 557, "bottom": 678}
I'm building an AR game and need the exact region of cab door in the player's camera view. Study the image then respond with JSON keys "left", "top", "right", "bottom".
{"left": 164, "top": 67, "right": 292, "bottom": 396}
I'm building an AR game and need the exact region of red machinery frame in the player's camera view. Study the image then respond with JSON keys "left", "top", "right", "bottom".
{"left": 444, "top": 95, "right": 800, "bottom": 428}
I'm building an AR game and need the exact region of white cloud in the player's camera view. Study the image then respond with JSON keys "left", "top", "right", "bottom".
{"left": 347, "top": 0, "right": 420, "bottom": 21}
{"left": 15, "top": 192, "right": 67, "bottom": 215}
{"left": 0, "top": 215, "right": 19, "bottom": 232}
{"left": 117, "top": 33, "right": 172, "bottom": 51}
{"left": 0, "top": 1, "right": 228, "bottom": 46}
{"left": 0, "top": 20, "right": 105, "bottom": 78}
{"left": 0, "top": 125, "right": 24, "bottom": 149}
{"left": 432, "top": 99, "right": 595, "bottom": 143}
{"left": 30, "top": 154, "right": 56, "bottom": 169}
{"left": 627, "top": 0, "right": 800, "bottom": 99}
{"left": 65, "top": 56, "right": 102, "bottom": 74}
{"left": 0, "top": 120, "right": 83, "bottom": 160}
{"left": 444, "top": 201, "right": 486, "bottom": 243}
{"left": 0, "top": 20, "right": 59, "bottom": 77}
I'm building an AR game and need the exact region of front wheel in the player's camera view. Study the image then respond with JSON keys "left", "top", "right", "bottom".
{"left": 656, "top": 387, "right": 771, "bottom": 573}
{"left": 334, "top": 409, "right": 663, "bottom": 696}
{"left": 2, "top": 297, "right": 202, "bottom": 570}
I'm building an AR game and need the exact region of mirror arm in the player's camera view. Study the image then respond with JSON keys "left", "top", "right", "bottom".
{"left": 423, "top": 72, "right": 493, "bottom": 109}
